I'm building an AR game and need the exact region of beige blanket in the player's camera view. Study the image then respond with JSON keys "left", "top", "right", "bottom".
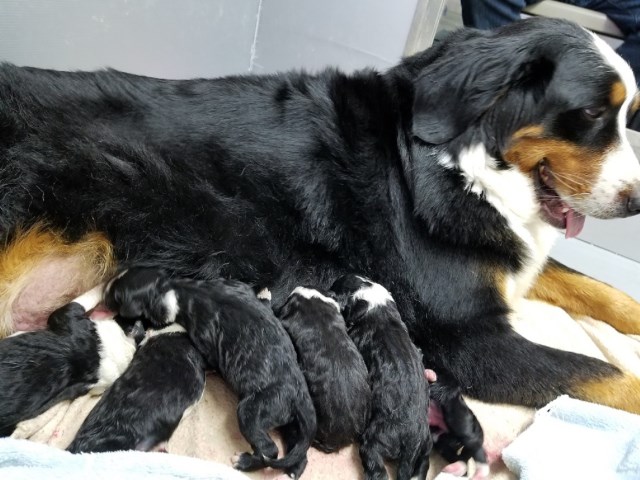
{"left": 12, "top": 299, "right": 640, "bottom": 479}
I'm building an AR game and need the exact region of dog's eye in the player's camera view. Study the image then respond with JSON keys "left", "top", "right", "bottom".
{"left": 582, "top": 106, "right": 606, "bottom": 119}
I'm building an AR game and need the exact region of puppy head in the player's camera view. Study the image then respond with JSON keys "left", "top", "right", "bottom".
{"left": 278, "top": 286, "right": 340, "bottom": 319}
{"left": 104, "top": 267, "right": 178, "bottom": 327}
{"left": 329, "top": 275, "right": 394, "bottom": 324}
{"left": 411, "top": 17, "right": 640, "bottom": 234}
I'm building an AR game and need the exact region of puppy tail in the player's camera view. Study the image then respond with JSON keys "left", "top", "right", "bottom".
{"left": 263, "top": 403, "right": 316, "bottom": 479}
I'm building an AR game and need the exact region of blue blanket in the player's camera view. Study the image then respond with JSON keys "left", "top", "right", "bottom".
{"left": 0, "top": 438, "right": 250, "bottom": 480}
{"left": 503, "top": 395, "right": 640, "bottom": 480}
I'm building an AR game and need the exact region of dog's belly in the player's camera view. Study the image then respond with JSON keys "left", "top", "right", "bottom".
{"left": 0, "top": 227, "right": 113, "bottom": 338}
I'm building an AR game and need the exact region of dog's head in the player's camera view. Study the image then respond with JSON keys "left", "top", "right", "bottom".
{"left": 277, "top": 286, "right": 340, "bottom": 320}
{"left": 410, "top": 18, "right": 640, "bottom": 237}
{"left": 104, "top": 267, "right": 177, "bottom": 327}
{"left": 329, "top": 274, "right": 396, "bottom": 324}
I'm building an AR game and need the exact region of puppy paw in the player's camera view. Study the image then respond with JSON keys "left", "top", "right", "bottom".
{"left": 442, "top": 460, "right": 467, "bottom": 476}
{"left": 232, "top": 451, "right": 262, "bottom": 471}
{"left": 470, "top": 462, "right": 490, "bottom": 480}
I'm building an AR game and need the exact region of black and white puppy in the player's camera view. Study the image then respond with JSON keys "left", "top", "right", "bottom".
{"left": 277, "top": 286, "right": 371, "bottom": 453}
{"left": 68, "top": 323, "right": 206, "bottom": 453}
{"left": 0, "top": 286, "right": 136, "bottom": 436}
{"left": 428, "top": 375, "right": 488, "bottom": 479}
{"left": 104, "top": 267, "right": 316, "bottom": 480}
{"left": 331, "top": 274, "right": 431, "bottom": 480}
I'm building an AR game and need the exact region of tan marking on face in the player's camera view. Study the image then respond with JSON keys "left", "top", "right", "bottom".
{"left": 504, "top": 126, "right": 609, "bottom": 197}
{"left": 610, "top": 80, "right": 627, "bottom": 107}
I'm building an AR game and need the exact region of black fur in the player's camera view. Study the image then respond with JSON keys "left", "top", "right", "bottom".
{"left": 105, "top": 268, "right": 316, "bottom": 479}
{"left": 0, "top": 303, "right": 102, "bottom": 436}
{"left": 68, "top": 330, "right": 206, "bottom": 453}
{"left": 429, "top": 374, "right": 486, "bottom": 469}
{"left": 331, "top": 275, "right": 431, "bottom": 480}
{"left": 277, "top": 286, "right": 371, "bottom": 452}
{"left": 0, "top": 17, "right": 629, "bottom": 412}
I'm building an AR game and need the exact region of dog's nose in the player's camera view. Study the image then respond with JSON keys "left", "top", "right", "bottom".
{"left": 627, "top": 186, "right": 640, "bottom": 214}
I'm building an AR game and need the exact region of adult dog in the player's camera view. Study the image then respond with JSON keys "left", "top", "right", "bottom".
{"left": 1, "top": 17, "right": 639, "bottom": 414}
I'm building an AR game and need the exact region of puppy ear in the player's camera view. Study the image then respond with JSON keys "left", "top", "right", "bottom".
{"left": 276, "top": 295, "right": 298, "bottom": 320}
{"left": 411, "top": 33, "right": 555, "bottom": 144}
{"left": 342, "top": 298, "right": 368, "bottom": 324}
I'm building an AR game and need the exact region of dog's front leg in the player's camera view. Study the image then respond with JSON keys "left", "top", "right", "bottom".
{"left": 526, "top": 258, "right": 640, "bottom": 335}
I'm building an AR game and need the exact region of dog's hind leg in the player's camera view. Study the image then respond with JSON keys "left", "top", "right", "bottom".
{"left": 0, "top": 225, "right": 114, "bottom": 338}
{"left": 528, "top": 258, "right": 640, "bottom": 335}
{"left": 429, "top": 325, "right": 640, "bottom": 414}
{"left": 357, "top": 436, "right": 388, "bottom": 480}
{"left": 234, "top": 391, "right": 283, "bottom": 471}
{"left": 396, "top": 449, "right": 421, "bottom": 480}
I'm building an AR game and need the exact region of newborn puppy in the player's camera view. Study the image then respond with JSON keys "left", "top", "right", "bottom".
{"left": 277, "top": 286, "right": 371, "bottom": 452}
{"left": 68, "top": 324, "right": 206, "bottom": 453}
{"left": 0, "top": 286, "right": 136, "bottom": 436}
{"left": 331, "top": 274, "right": 431, "bottom": 480}
{"left": 105, "top": 267, "right": 316, "bottom": 479}
{"left": 429, "top": 374, "right": 488, "bottom": 479}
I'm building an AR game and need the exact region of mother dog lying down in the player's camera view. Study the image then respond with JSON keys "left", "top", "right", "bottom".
{"left": 1, "top": 17, "right": 640, "bottom": 415}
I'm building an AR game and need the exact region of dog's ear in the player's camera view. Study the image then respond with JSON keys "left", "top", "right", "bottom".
{"left": 342, "top": 298, "right": 368, "bottom": 325}
{"left": 411, "top": 33, "right": 555, "bottom": 144}
{"left": 276, "top": 295, "right": 298, "bottom": 320}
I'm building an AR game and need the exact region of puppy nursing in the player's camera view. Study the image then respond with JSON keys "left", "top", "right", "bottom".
{"left": 0, "top": 266, "right": 487, "bottom": 479}
{"left": 0, "top": 286, "right": 136, "bottom": 436}
{"left": 105, "top": 268, "right": 317, "bottom": 479}
{"left": 331, "top": 275, "right": 432, "bottom": 480}
{"left": 68, "top": 324, "right": 206, "bottom": 453}
{"left": 277, "top": 286, "right": 371, "bottom": 453}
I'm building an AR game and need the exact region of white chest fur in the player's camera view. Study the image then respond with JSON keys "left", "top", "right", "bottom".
{"left": 442, "top": 145, "right": 559, "bottom": 306}
{"left": 90, "top": 318, "right": 137, "bottom": 394}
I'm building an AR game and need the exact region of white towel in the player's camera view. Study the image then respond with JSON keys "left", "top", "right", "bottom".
{"left": 502, "top": 395, "right": 640, "bottom": 480}
{"left": 0, "top": 438, "right": 250, "bottom": 480}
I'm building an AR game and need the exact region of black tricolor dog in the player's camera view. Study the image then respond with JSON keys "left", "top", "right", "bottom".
{"left": 331, "top": 275, "right": 431, "bottom": 480}
{"left": 277, "top": 286, "right": 371, "bottom": 453}
{"left": 68, "top": 324, "right": 206, "bottom": 453}
{"left": 0, "top": 296, "right": 136, "bottom": 436}
{"left": 104, "top": 267, "right": 316, "bottom": 479}
{"left": 2, "top": 17, "right": 640, "bottom": 417}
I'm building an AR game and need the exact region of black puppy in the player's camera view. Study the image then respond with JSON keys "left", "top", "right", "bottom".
{"left": 277, "top": 286, "right": 371, "bottom": 452}
{"left": 0, "top": 287, "right": 136, "bottom": 436}
{"left": 331, "top": 274, "right": 431, "bottom": 480}
{"left": 105, "top": 267, "right": 316, "bottom": 479}
{"left": 68, "top": 323, "right": 206, "bottom": 453}
{"left": 426, "top": 370, "right": 488, "bottom": 479}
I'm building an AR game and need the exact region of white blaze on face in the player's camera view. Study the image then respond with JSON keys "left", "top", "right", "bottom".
{"left": 291, "top": 286, "right": 340, "bottom": 312}
{"left": 589, "top": 33, "right": 640, "bottom": 214}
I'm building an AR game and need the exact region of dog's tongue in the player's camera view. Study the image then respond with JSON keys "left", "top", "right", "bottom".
{"left": 564, "top": 208, "right": 586, "bottom": 239}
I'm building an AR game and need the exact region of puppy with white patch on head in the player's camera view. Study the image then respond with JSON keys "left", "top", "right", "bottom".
{"left": 330, "top": 274, "right": 431, "bottom": 480}
{"left": 68, "top": 323, "right": 206, "bottom": 453}
{"left": 0, "top": 285, "right": 136, "bottom": 436}
{"left": 104, "top": 267, "right": 316, "bottom": 480}
{"left": 277, "top": 286, "right": 371, "bottom": 453}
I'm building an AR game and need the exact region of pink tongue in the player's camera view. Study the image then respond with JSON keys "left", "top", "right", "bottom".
{"left": 565, "top": 208, "right": 586, "bottom": 239}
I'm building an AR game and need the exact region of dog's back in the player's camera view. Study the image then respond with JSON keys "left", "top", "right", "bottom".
{"left": 332, "top": 274, "right": 431, "bottom": 480}
{"left": 278, "top": 286, "right": 371, "bottom": 452}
